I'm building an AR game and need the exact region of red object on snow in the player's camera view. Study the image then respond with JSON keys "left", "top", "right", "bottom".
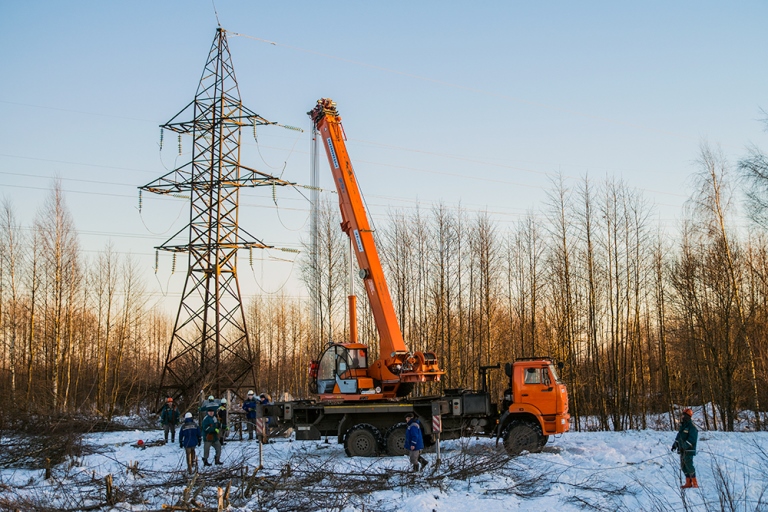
{"left": 137, "top": 439, "right": 144, "bottom": 446}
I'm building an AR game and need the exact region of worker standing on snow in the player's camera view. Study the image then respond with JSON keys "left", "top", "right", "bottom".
{"left": 672, "top": 408, "right": 699, "bottom": 488}
{"left": 259, "top": 393, "right": 273, "bottom": 437}
{"left": 202, "top": 409, "right": 223, "bottom": 466}
{"left": 179, "top": 412, "right": 201, "bottom": 474}
{"left": 217, "top": 398, "right": 229, "bottom": 445}
{"left": 243, "top": 391, "right": 258, "bottom": 440}
{"left": 404, "top": 413, "right": 429, "bottom": 472}
{"left": 160, "top": 398, "right": 180, "bottom": 444}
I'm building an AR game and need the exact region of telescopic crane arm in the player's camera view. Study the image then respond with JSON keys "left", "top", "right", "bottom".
{"left": 309, "top": 98, "right": 443, "bottom": 398}
{"left": 310, "top": 100, "right": 404, "bottom": 356}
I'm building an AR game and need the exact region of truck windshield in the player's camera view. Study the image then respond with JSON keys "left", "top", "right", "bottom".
{"left": 548, "top": 364, "right": 562, "bottom": 384}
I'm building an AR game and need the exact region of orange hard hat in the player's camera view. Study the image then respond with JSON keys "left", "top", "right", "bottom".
{"left": 167, "top": 397, "right": 173, "bottom": 402}
{"left": 682, "top": 408, "right": 693, "bottom": 417}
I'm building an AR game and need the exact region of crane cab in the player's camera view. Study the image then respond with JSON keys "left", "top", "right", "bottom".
{"left": 311, "top": 343, "right": 384, "bottom": 401}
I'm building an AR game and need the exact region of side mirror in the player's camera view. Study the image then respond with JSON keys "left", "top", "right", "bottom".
{"left": 504, "top": 362, "right": 512, "bottom": 378}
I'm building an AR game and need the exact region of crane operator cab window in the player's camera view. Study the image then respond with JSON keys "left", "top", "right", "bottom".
{"left": 346, "top": 349, "right": 367, "bottom": 370}
{"left": 316, "top": 345, "right": 369, "bottom": 394}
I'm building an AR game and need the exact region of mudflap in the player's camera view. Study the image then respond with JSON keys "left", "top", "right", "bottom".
{"left": 495, "top": 411, "right": 510, "bottom": 446}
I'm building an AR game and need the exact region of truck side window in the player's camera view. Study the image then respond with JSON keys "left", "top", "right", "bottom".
{"left": 524, "top": 368, "right": 541, "bottom": 384}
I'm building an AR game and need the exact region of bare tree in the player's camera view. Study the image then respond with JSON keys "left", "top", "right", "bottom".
{"left": 544, "top": 174, "right": 579, "bottom": 425}
{"left": 738, "top": 112, "right": 768, "bottom": 227}
{"left": 0, "top": 199, "right": 24, "bottom": 401}
{"left": 34, "top": 181, "right": 79, "bottom": 410}
{"left": 682, "top": 143, "right": 761, "bottom": 429}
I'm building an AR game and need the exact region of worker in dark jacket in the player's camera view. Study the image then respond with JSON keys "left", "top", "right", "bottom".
{"left": 404, "top": 413, "right": 428, "bottom": 472}
{"left": 160, "top": 398, "right": 180, "bottom": 443}
{"left": 178, "top": 412, "right": 201, "bottom": 474}
{"left": 217, "top": 398, "right": 229, "bottom": 445}
{"left": 242, "top": 390, "right": 258, "bottom": 440}
{"left": 672, "top": 408, "right": 699, "bottom": 488}
{"left": 201, "top": 409, "right": 223, "bottom": 466}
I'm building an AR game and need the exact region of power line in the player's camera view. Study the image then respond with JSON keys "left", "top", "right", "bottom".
{"left": 0, "top": 100, "right": 154, "bottom": 123}
{"left": 0, "top": 153, "right": 157, "bottom": 176}
{"left": 230, "top": 31, "right": 710, "bottom": 145}
{"left": 0, "top": 177, "right": 712, "bottom": 229}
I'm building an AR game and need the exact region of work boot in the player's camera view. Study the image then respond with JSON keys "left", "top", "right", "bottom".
{"left": 203, "top": 459, "right": 211, "bottom": 467}
{"left": 419, "top": 456, "right": 429, "bottom": 471}
{"left": 681, "top": 477, "right": 693, "bottom": 489}
{"left": 690, "top": 477, "right": 699, "bottom": 488}
{"left": 411, "top": 464, "right": 419, "bottom": 472}
{"left": 215, "top": 457, "right": 223, "bottom": 465}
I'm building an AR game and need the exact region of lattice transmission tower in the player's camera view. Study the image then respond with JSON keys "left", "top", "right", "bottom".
{"left": 140, "top": 28, "right": 293, "bottom": 401}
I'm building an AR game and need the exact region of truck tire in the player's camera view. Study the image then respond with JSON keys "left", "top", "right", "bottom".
{"left": 385, "top": 423, "right": 407, "bottom": 456}
{"left": 503, "top": 420, "right": 544, "bottom": 456}
{"left": 344, "top": 424, "right": 380, "bottom": 457}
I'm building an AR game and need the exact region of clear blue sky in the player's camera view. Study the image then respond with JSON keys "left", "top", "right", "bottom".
{"left": 1, "top": 1, "right": 767, "bottom": 310}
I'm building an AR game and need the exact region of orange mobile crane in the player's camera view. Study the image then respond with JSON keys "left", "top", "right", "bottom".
{"left": 256, "top": 99, "right": 569, "bottom": 457}
{"left": 308, "top": 98, "right": 444, "bottom": 401}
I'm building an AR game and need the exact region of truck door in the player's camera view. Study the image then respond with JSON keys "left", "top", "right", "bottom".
{"left": 520, "top": 366, "right": 557, "bottom": 417}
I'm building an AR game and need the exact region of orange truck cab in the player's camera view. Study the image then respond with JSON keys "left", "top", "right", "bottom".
{"left": 496, "top": 357, "right": 570, "bottom": 455}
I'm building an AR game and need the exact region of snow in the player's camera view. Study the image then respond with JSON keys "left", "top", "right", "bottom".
{"left": 3, "top": 420, "right": 768, "bottom": 511}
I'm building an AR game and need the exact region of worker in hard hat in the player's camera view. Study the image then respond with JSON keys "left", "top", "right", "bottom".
{"left": 672, "top": 408, "right": 699, "bottom": 488}
{"left": 179, "top": 412, "right": 201, "bottom": 474}
{"left": 201, "top": 408, "right": 223, "bottom": 466}
{"left": 217, "top": 398, "right": 229, "bottom": 445}
{"left": 160, "top": 397, "right": 180, "bottom": 444}
{"left": 243, "top": 391, "right": 258, "bottom": 440}
{"left": 404, "top": 412, "right": 428, "bottom": 472}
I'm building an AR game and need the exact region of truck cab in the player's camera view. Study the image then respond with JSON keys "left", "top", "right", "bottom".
{"left": 497, "top": 358, "right": 570, "bottom": 454}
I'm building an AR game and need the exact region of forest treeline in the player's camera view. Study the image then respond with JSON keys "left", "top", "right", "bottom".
{"left": 2, "top": 142, "right": 768, "bottom": 432}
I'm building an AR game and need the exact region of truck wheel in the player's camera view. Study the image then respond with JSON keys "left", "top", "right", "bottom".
{"left": 385, "top": 423, "right": 407, "bottom": 456}
{"left": 503, "top": 421, "right": 544, "bottom": 456}
{"left": 344, "top": 424, "right": 380, "bottom": 457}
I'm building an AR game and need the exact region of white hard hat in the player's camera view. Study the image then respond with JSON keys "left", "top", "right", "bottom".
{"left": 207, "top": 395, "right": 214, "bottom": 401}
{"left": 247, "top": 390, "right": 254, "bottom": 395}
{"left": 220, "top": 398, "right": 227, "bottom": 404}
{"left": 185, "top": 412, "right": 193, "bottom": 419}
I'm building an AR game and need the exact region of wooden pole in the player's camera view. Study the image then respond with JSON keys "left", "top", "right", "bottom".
{"left": 105, "top": 474, "right": 114, "bottom": 505}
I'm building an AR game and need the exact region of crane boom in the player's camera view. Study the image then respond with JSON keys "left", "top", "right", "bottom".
{"left": 311, "top": 100, "right": 405, "bottom": 356}
{"left": 308, "top": 98, "right": 443, "bottom": 399}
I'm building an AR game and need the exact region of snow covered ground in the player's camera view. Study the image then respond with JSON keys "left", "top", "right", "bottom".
{"left": 2, "top": 418, "right": 768, "bottom": 511}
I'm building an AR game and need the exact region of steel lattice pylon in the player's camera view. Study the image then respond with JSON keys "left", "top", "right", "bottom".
{"left": 141, "top": 28, "right": 292, "bottom": 401}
